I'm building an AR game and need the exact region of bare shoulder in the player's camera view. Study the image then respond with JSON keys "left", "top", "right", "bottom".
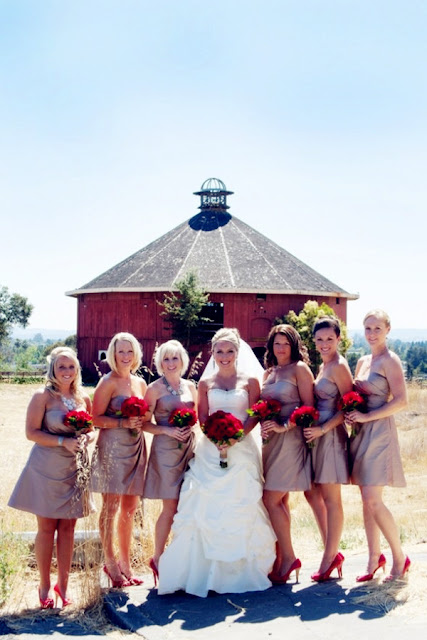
{"left": 385, "top": 350, "right": 404, "bottom": 372}
{"left": 295, "top": 360, "right": 314, "bottom": 379}
{"left": 30, "top": 387, "right": 50, "bottom": 405}
{"left": 132, "top": 373, "right": 147, "bottom": 393}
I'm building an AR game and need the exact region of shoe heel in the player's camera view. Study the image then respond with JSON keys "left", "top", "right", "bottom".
{"left": 149, "top": 558, "right": 159, "bottom": 587}
{"left": 337, "top": 565, "right": 343, "bottom": 579}
{"left": 295, "top": 567, "right": 300, "bottom": 582}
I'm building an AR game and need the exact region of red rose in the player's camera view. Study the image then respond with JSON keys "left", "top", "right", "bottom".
{"left": 121, "top": 396, "right": 149, "bottom": 418}
{"left": 64, "top": 410, "right": 93, "bottom": 434}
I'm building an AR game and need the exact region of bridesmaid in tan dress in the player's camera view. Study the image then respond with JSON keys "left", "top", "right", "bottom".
{"left": 143, "top": 340, "right": 197, "bottom": 584}
{"left": 260, "top": 325, "right": 327, "bottom": 584}
{"left": 304, "top": 317, "right": 353, "bottom": 581}
{"left": 91, "top": 332, "right": 147, "bottom": 587}
{"left": 347, "top": 310, "right": 410, "bottom": 582}
{"left": 8, "top": 347, "right": 94, "bottom": 609}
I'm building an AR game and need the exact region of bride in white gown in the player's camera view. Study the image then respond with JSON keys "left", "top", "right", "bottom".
{"left": 158, "top": 328, "right": 276, "bottom": 597}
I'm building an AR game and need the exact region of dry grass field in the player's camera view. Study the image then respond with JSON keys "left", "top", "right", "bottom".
{"left": 1, "top": 381, "right": 426, "bottom": 625}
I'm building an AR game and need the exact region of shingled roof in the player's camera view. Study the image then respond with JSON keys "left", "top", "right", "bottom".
{"left": 67, "top": 179, "right": 356, "bottom": 299}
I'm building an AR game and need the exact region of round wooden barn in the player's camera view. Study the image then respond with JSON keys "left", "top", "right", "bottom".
{"left": 67, "top": 178, "right": 358, "bottom": 378}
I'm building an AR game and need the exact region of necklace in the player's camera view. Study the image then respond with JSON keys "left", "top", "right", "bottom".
{"left": 61, "top": 394, "right": 78, "bottom": 411}
{"left": 162, "top": 375, "right": 183, "bottom": 396}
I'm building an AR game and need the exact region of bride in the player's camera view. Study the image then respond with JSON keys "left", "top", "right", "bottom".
{"left": 158, "top": 328, "right": 275, "bottom": 597}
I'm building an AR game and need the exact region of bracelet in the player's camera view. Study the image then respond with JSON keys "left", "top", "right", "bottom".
{"left": 58, "top": 435, "right": 64, "bottom": 446}
{"left": 283, "top": 421, "right": 289, "bottom": 432}
{"left": 320, "top": 425, "right": 325, "bottom": 435}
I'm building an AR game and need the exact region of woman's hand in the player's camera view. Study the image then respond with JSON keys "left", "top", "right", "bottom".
{"left": 261, "top": 418, "right": 289, "bottom": 438}
{"left": 126, "top": 416, "right": 144, "bottom": 431}
{"left": 62, "top": 437, "right": 80, "bottom": 455}
{"left": 303, "top": 426, "right": 324, "bottom": 444}
{"left": 165, "top": 425, "right": 192, "bottom": 442}
{"left": 347, "top": 409, "right": 369, "bottom": 424}
{"left": 76, "top": 432, "right": 93, "bottom": 451}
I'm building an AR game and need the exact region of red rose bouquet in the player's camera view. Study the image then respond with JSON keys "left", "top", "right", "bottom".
{"left": 338, "top": 391, "right": 366, "bottom": 437}
{"left": 338, "top": 391, "right": 365, "bottom": 412}
{"left": 168, "top": 407, "right": 197, "bottom": 449}
{"left": 201, "top": 410, "right": 244, "bottom": 468}
{"left": 119, "top": 396, "right": 149, "bottom": 436}
{"left": 247, "top": 398, "right": 282, "bottom": 444}
{"left": 289, "top": 405, "right": 319, "bottom": 449}
{"left": 64, "top": 410, "right": 93, "bottom": 434}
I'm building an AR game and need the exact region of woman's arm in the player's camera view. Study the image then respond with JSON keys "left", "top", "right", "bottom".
{"left": 305, "top": 360, "right": 353, "bottom": 444}
{"left": 25, "top": 389, "right": 80, "bottom": 454}
{"left": 348, "top": 353, "right": 407, "bottom": 423}
{"left": 296, "top": 362, "right": 315, "bottom": 406}
{"left": 243, "top": 376, "right": 260, "bottom": 435}
{"left": 197, "top": 378, "right": 210, "bottom": 426}
{"left": 92, "top": 376, "right": 136, "bottom": 431}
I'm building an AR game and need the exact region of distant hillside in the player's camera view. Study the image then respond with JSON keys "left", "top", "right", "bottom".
{"left": 350, "top": 328, "right": 427, "bottom": 342}
{"left": 12, "top": 327, "right": 76, "bottom": 341}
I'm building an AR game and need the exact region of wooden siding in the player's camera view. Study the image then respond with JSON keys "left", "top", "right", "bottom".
{"left": 76, "top": 291, "right": 347, "bottom": 378}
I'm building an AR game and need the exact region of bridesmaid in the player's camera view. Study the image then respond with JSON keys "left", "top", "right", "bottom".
{"left": 8, "top": 347, "right": 94, "bottom": 609}
{"left": 304, "top": 317, "right": 353, "bottom": 581}
{"left": 261, "top": 324, "right": 327, "bottom": 584}
{"left": 91, "top": 332, "right": 147, "bottom": 587}
{"left": 347, "top": 310, "right": 410, "bottom": 582}
{"left": 143, "top": 340, "right": 197, "bottom": 584}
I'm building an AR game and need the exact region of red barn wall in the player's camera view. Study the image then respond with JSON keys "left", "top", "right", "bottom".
{"left": 76, "top": 291, "right": 347, "bottom": 378}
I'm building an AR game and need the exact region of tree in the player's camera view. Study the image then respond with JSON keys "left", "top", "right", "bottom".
{"left": 276, "top": 300, "right": 352, "bottom": 375}
{"left": 0, "top": 286, "right": 33, "bottom": 347}
{"left": 159, "top": 272, "right": 212, "bottom": 354}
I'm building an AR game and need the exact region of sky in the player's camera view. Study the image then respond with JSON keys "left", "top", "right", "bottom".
{"left": 1, "top": 0, "right": 426, "bottom": 333}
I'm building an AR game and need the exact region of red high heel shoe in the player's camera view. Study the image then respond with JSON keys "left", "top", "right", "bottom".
{"left": 311, "top": 552, "right": 344, "bottom": 582}
{"left": 53, "top": 584, "right": 72, "bottom": 608}
{"left": 149, "top": 558, "right": 159, "bottom": 587}
{"left": 356, "top": 553, "right": 386, "bottom": 582}
{"left": 103, "top": 565, "right": 131, "bottom": 588}
{"left": 38, "top": 588, "right": 54, "bottom": 610}
{"left": 269, "top": 558, "right": 301, "bottom": 584}
{"left": 384, "top": 556, "right": 411, "bottom": 582}
{"left": 118, "top": 562, "right": 144, "bottom": 586}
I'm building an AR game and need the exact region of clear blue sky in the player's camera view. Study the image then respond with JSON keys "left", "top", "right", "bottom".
{"left": 2, "top": 0, "right": 426, "bottom": 331}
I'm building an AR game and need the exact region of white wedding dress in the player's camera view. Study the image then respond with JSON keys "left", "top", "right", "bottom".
{"left": 158, "top": 388, "right": 276, "bottom": 597}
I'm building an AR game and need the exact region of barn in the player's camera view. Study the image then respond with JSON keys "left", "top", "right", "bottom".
{"left": 67, "top": 178, "right": 358, "bottom": 377}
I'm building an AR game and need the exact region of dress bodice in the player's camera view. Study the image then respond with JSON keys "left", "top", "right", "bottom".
{"left": 207, "top": 388, "right": 249, "bottom": 423}
{"left": 154, "top": 393, "right": 195, "bottom": 427}
{"left": 42, "top": 409, "right": 75, "bottom": 436}
{"left": 314, "top": 377, "right": 339, "bottom": 421}
{"left": 355, "top": 372, "right": 390, "bottom": 410}
{"left": 261, "top": 374, "right": 300, "bottom": 421}
{"left": 106, "top": 395, "right": 127, "bottom": 416}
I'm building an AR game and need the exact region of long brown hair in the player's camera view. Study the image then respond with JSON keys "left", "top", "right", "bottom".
{"left": 264, "top": 324, "right": 310, "bottom": 368}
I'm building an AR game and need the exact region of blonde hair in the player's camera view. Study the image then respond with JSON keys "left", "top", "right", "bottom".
{"left": 46, "top": 346, "right": 84, "bottom": 403}
{"left": 106, "top": 332, "right": 142, "bottom": 374}
{"left": 363, "top": 309, "right": 391, "bottom": 329}
{"left": 155, "top": 340, "right": 189, "bottom": 376}
{"left": 211, "top": 327, "right": 240, "bottom": 352}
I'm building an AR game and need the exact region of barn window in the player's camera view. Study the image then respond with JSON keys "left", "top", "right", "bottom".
{"left": 199, "top": 302, "right": 224, "bottom": 339}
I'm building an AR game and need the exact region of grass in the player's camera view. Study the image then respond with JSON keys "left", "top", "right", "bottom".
{"left": 1, "top": 381, "right": 427, "bottom": 622}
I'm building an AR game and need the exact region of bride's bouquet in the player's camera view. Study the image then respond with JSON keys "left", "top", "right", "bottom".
{"left": 201, "top": 410, "right": 244, "bottom": 468}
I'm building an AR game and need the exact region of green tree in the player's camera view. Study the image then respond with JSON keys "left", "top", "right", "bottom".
{"left": 159, "top": 271, "right": 212, "bottom": 354}
{"left": 276, "top": 300, "right": 352, "bottom": 375}
{"left": 0, "top": 286, "right": 33, "bottom": 346}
